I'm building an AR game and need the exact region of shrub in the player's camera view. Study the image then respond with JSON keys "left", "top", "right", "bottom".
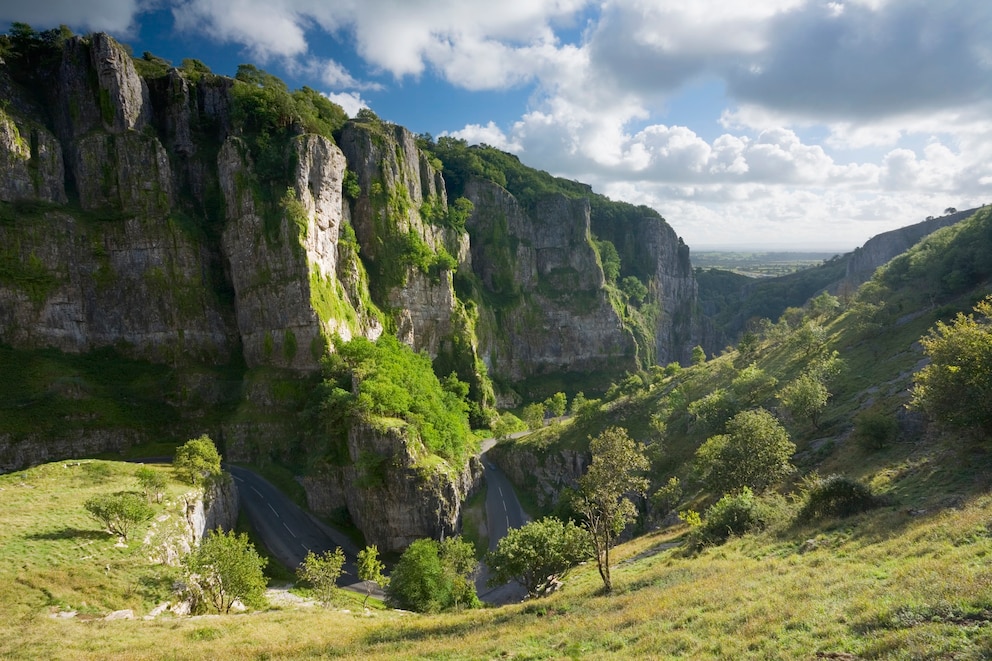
{"left": 690, "top": 487, "right": 767, "bottom": 547}
{"left": 84, "top": 491, "right": 154, "bottom": 541}
{"left": 854, "top": 411, "right": 898, "bottom": 451}
{"left": 798, "top": 474, "right": 879, "bottom": 521}
{"left": 386, "top": 537, "right": 479, "bottom": 612}
{"left": 174, "top": 435, "right": 223, "bottom": 486}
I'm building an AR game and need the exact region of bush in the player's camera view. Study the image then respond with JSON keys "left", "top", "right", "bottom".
{"left": 386, "top": 537, "right": 479, "bottom": 612}
{"left": 174, "top": 435, "right": 223, "bottom": 486}
{"left": 690, "top": 487, "right": 767, "bottom": 548}
{"left": 798, "top": 474, "right": 879, "bottom": 521}
{"left": 183, "top": 529, "right": 268, "bottom": 614}
{"left": 854, "top": 411, "right": 898, "bottom": 451}
{"left": 84, "top": 491, "right": 154, "bottom": 541}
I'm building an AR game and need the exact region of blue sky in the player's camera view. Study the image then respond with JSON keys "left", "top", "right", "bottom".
{"left": 2, "top": 0, "right": 990, "bottom": 250}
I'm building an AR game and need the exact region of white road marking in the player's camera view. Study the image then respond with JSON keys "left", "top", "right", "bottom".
{"left": 232, "top": 475, "right": 243, "bottom": 483}
{"left": 268, "top": 503, "right": 279, "bottom": 517}
{"left": 301, "top": 544, "right": 310, "bottom": 553}
{"left": 283, "top": 522, "right": 296, "bottom": 538}
{"left": 252, "top": 486, "right": 263, "bottom": 497}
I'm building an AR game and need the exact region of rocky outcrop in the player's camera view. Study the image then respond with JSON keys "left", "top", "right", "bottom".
{"left": 337, "top": 120, "right": 465, "bottom": 357}
{"left": 466, "top": 180, "right": 637, "bottom": 383}
{"left": 840, "top": 208, "right": 979, "bottom": 292}
{"left": 301, "top": 421, "right": 483, "bottom": 552}
{"left": 146, "top": 475, "right": 239, "bottom": 566}
{"left": 486, "top": 442, "right": 587, "bottom": 510}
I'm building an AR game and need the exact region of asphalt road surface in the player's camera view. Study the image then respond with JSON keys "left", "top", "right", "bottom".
{"left": 227, "top": 437, "right": 531, "bottom": 605}
{"left": 226, "top": 465, "right": 374, "bottom": 595}
{"left": 476, "top": 437, "right": 530, "bottom": 604}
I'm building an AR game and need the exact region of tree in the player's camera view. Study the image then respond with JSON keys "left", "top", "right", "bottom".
{"left": 486, "top": 517, "right": 592, "bottom": 598}
{"left": 543, "top": 392, "right": 567, "bottom": 418}
{"left": 183, "top": 529, "right": 267, "bottom": 614}
{"left": 174, "top": 434, "right": 222, "bottom": 486}
{"left": 691, "top": 345, "right": 707, "bottom": 365}
{"left": 356, "top": 545, "right": 388, "bottom": 608}
{"left": 574, "top": 427, "right": 649, "bottom": 593}
{"left": 694, "top": 408, "right": 795, "bottom": 494}
{"left": 911, "top": 296, "right": 992, "bottom": 436}
{"left": 778, "top": 372, "right": 830, "bottom": 428}
{"left": 522, "top": 402, "right": 545, "bottom": 430}
{"left": 135, "top": 465, "right": 167, "bottom": 503}
{"left": 84, "top": 491, "right": 153, "bottom": 542}
{"left": 297, "top": 548, "right": 346, "bottom": 607}
{"left": 386, "top": 536, "right": 479, "bottom": 612}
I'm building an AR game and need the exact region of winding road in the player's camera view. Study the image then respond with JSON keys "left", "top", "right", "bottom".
{"left": 229, "top": 436, "right": 530, "bottom": 604}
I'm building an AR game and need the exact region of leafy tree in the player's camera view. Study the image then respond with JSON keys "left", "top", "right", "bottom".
{"left": 695, "top": 408, "right": 795, "bottom": 494}
{"left": 574, "top": 427, "right": 649, "bottom": 593}
{"left": 650, "top": 476, "right": 683, "bottom": 519}
{"left": 84, "top": 491, "right": 153, "bottom": 542}
{"left": 691, "top": 345, "right": 707, "bottom": 365}
{"left": 730, "top": 363, "right": 778, "bottom": 408}
{"left": 778, "top": 372, "right": 830, "bottom": 428}
{"left": 596, "top": 239, "right": 621, "bottom": 283}
{"left": 173, "top": 435, "right": 223, "bottom": 486}
{"left": 386, "top": 536, "right": 479, "bottom": 612}
{"left": 620, "top": 276, "right": 648, "bottom": 305}
{"left": 522, "top": 402, "right": 545, "bottom": 430}
{"left": 690, "top": 487, "right": 768, "bottom": 547}
{"left": 297, "top": 548, "right": 346, "bottom": 607}
{"left": 182, "top": 529, "right": 268, "bottom": 614}
{"left": 356, "top": 545, "right": 389, "bottom": 608}
{"left": 135, "top": 465, "right": 167, "bottom": 503}
{"left": 491, "top": 412, "right": 525, "bottom": 441}
{"left": 911, "top": 296, "right": 992, "bottom": 436}
{"left": 544, "top": 392, "right": 567, "bottom": 418}
{"left": 486, "top": 517, "right": 592, "bottom": 598}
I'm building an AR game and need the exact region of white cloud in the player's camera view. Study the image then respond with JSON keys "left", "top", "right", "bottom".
{"left": 172, "top": 0, "right": 308, "bottom": 61}
{"left": 446, "top": 122, "right": 522, "bottom": 152}
{"left": 0, "top": 0, "right": 142, "bottom": 34}
{"left": 324, "top": 91, "right": 367, "bottom": 118}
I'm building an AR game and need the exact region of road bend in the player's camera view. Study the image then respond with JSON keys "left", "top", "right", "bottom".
{"left": 476, "top": 437, "right": 530, "bottom": 604}
{"left": 226, "top": 465, "right": 376, "bottom": 596}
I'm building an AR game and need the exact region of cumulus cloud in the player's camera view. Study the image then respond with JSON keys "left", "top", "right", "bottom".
{"left": 324, "top": 91, "right": 367, "bottom": 118}
{"left": 0, "top": 0, "right": 143, "bottom": 34}
{"left": 172, "top": 0, "right": 308, "bottom": 61}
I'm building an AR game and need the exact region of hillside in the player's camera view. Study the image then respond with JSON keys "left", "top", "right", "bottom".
{"left": 696, "top": 207, "right": 983, "bottom": 347}
{"left": 3, "top": 210, "right": 992, "bottom": 659}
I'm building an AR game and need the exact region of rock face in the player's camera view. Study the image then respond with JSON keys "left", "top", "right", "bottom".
{"left": 465, "top": 181, "right": 638, "bottom": 383}
{"left": 146, "top": 476, "right": 239, "bottom": 566}
{"left": 840, "top": 209, "right": 980, "bottom": 292}
{"left": 486, "top": 442, "right": 586, "bottom": 510}
{"left": 0, "top": 31, "right": 703, "bottom": 548}
{"left": 301, "top": 422, "right": 483, "bottom": 552}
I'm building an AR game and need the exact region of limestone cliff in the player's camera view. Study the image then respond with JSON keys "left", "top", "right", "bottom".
{"left": 301, "top": 421, "right": 483, "bottom": 552}
{"left": 840, "top": 208, "right": 980, "bottom": 293}
{"left": 465, "top": 180, "right": 638, "bottom": 386}
{"left": 0, "top": 29, "right": 703, "bottom": 549}
{"left": 146, "top": 475, "right": 239, "bottom": 566}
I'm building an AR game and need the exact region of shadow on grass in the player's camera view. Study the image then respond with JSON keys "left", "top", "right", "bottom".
{"left": 28, "top": 527, "right": 108, "bottom": 541}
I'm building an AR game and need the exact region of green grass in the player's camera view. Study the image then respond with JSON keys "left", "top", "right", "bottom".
{"left": 0, "top": 460, "right": 186, "bottom": 622}
{"left": 5, "top": 482, "right": 992, "bottom": 659}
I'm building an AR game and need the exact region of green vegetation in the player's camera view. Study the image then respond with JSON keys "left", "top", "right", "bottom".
{"left": 385, "top": 536, "right": 479, "bottom": 613}
{"left": 172, "top": 435, "right": 222, "bottom": 486}
{"left": 574, "top": 427, "right": 649, "bottom": 593}
{"left": 486, "top": 517, "right": 592, "bottom": 598}
{"left": 308, "top": 335, "right": 475, "bottom": 466}
{"left": 693, "top": 408, "right": 795, "bottom": 494}
{"left": 911, "top": 295, "right": 992, "bottom": 436}
{"left": 83, "top": 491, "right": 154, "bottom": 542}
{"left": 356, "top": 545, "right": 389, "bottom": 608}
{"left": 296, "top": 548, "right": 346, "bottom": 608}
{"left": 182, "top": 529, "right": 268, "bottom": 614}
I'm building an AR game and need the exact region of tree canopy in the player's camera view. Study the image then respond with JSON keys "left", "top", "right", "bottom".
{"left": 574, "top": 427, "right": 649, "bottom": 593}
{"left": 486, "top": 517, "right": 593, "bottom": 598}
{"left": 912, "top": 296, "right": 992, "bottom": 437}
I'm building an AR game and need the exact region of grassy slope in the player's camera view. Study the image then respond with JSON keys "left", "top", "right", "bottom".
{"left": 3, "top": 215, "right": 992, "bottom": 658}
